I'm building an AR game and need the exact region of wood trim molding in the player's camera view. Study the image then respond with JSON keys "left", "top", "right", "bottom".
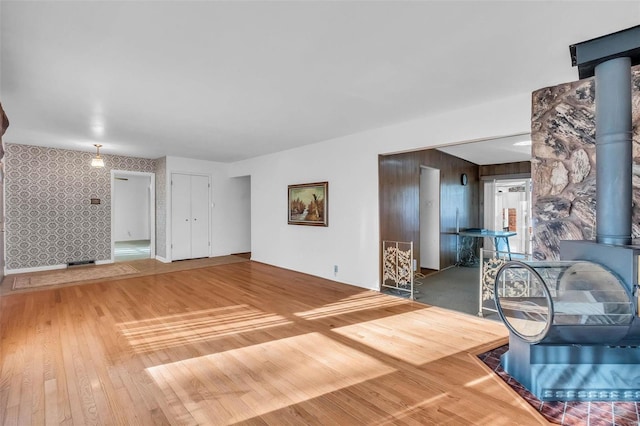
{"left": 0, "top": 102, "right": 8, "bottom": 137}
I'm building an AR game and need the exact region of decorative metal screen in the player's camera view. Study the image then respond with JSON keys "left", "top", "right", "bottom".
{"left": 382, "top": 240, "right": 414, "bottom": 300}
{"left": 479, "top": 248, "right": 532, "bottom": 317}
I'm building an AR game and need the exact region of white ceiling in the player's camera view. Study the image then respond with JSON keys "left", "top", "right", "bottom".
{"left": 1, "top": 1, "right": 638, "bottom": 163}
{"left": 437, "top": 133, "right": 532, "bottom": 166}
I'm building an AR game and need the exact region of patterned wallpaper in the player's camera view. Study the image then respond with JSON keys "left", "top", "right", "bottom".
{"left": 5, "top": 144, "right": 156, "bottom": 270}
{"left": 155, "top": 156, "right": 166, "bottom": 259}
{"left": 531, "top": 65, "right": 640, "bottom": 260}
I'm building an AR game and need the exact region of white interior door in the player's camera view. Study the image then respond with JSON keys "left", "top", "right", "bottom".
{"left": 190, "top": 174, "right": 210, "bottom": 258}
{"left": 171, "top": 173, "right": 192, "bottom": 261}
{"left": 420, "top": 166, "right": 440, "bottom": 270}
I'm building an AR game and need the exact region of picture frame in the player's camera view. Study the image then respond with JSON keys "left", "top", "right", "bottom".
{"left": 288, "top": 181, "right": 328, "bottom": 226}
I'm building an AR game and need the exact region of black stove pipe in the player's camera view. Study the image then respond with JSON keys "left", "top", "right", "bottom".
{"left": 595, "top": 56, "right": 633, "bottom": 246}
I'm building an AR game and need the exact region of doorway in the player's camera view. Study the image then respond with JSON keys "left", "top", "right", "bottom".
{"left": 420, "top": 166, "right": 440, "bottom": 270}
{"left": 483, "top": 178, "right": 532, "bottom": 255}
{"left": 111, "top": 171, "right": 155, "bottom": 262}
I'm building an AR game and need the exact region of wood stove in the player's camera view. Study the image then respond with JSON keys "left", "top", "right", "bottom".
{"left": 494, "top": 25, "right": 640, "bottom": 401}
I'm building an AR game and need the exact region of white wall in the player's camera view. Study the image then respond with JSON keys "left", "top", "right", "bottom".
{"left": 164, "top": 156, "right": 251, "bottom": 261}
{"left": 114, "top": 175, "right": 150, "bottom": 241}
{"left": 483, "top": 180, "right": 496, "bottom": 250}
{"left": 229, "top": 93, "right": 531, "bottom": 290}
{"left": 227, "top": 176, "right": 251, "bottom": 254}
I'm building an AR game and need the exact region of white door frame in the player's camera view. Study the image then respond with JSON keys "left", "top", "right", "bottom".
{"left": 110, "top": 170, "right": 156, "bottom": 263}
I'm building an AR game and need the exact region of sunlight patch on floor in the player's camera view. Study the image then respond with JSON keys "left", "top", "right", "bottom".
{"left": 331, "top": 307, "right": 496, "bottom": 366}
{"left": 118, "top": 305, "right": 292, "bottom": 354}
{"left": 366, "top": 392, "right": 452, "bottom": 425}
{"left": 294, "top": 291, "right": 407, "bottom": 320}
{"left": 463, "top": 372, "right": 497, "bottom": 388}
{"left": 146, "top": 332, "right": 396, "bottom": 424}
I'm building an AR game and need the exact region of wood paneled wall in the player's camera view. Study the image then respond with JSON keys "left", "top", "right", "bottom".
{"left": 379, "top": 150, "right": 480, "bottom": 270}
{"left": 479, "top": 161, "right": 531, "bottom": 178}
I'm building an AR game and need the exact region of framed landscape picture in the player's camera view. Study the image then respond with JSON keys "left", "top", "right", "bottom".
{"left": 288, "top": 181, "right": 328, "bottom": 226}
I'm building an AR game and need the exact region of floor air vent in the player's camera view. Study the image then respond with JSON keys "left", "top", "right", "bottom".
{"left": 67, "top": 260, "right": 96, "bottom": 267}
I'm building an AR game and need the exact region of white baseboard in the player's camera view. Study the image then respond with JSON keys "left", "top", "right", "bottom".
{"left": 6, "top": 259, "right": 115, "bottom": 275}
{"left": 6, "top": 263, "right": 67, "bottom": 275}
{"left": 155, "top": 255, "right": 171, "bottom": 263}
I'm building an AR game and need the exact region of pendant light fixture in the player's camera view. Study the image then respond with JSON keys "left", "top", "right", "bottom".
{"left": 91, "top": 143, "right": 105, "bottom": 168}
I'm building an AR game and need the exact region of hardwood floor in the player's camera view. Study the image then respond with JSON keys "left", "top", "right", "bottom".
{"left": 0, "top": 255, "right": 249, "bottom": 296}
{"left": 0, "top": 261, "right": 547, "bottom": 425}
